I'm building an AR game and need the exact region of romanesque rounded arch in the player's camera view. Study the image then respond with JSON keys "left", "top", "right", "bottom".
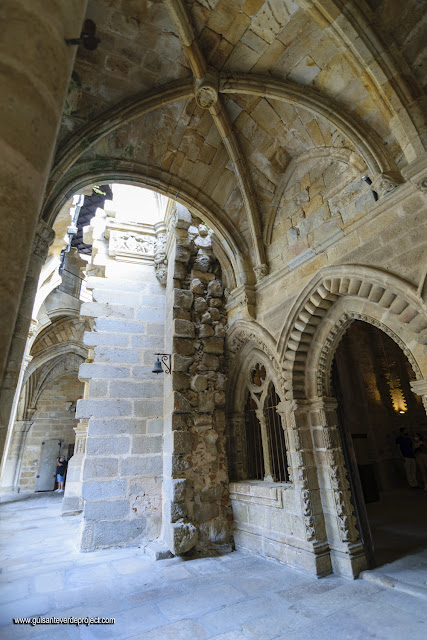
{"left": 307, "top": 309, "right": 424, "bottom": 401}
{"left": 278, "top": 265, "right": 427, "bottom": 400}
{"left": 41, "top": 159, "right": 250, "bottom": 289}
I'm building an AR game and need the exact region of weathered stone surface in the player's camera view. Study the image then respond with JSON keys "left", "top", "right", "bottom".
{"left": 173, "top": 391, "right": 192, "bottom": 413}
{"left": 199, "top": 324, "right": 214, "bottom": 337}
{"left": 190, "top": 278, "right": 204, "bottom": 294}
{"left": 173, "top": 337, "right": 196, "bottom": 356}
{"left": 193, "top": 249, "right": 212, "bottom": 272}
{"left": 191, "top": 374, "right": 208, "bottom": 392}
{"left": 199, "top": 354, "right": 220, "bottom": 371}
{"left": 207, "top": 280, "right": 223, "bottom": 297}
{"left": 169, "top": 521, "right": 198, "bottom": 555}
{"left": 203, "top": 337, "right": 224, "bottom": 354}
{"left": 172, "top": 372, "right": 191, "bottom": 391}
{"left": 174, "top": 290, "right": 194, "bottom": 310}
{"left": 194, "top": 297, "right": 208, "bottom": 312}
{"left": 198, "top": 391, "right": 216, "bottom": 413}
{"left": 174, "top": 319, "right": 195, "bottom": 338}
{"left": 193, "top": 503, "right": 219, "bottom": 523}
{"left": 172, "top": 354, "right": 193, "bottom": 371}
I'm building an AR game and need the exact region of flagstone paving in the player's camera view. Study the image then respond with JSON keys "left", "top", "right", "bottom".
{"left": 1, "top": 493, "right": 426, "bottom": 639}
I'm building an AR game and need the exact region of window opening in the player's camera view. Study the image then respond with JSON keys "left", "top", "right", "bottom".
{"left": 244, "top": 394, "right": 265, "bottom": 480}
{"left": 265, "top": 384, "right": 288, "bottom": 482}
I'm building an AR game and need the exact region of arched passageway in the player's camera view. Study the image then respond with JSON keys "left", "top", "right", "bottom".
{"left": 332, "top": 320, "right": 427, "bottom": 567}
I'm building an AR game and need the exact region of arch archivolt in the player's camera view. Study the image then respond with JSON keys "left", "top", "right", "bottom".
{"left": 42, "top": 159, "right": 250, "bottom": 289}
{"left": 278, "top": 265, "right": 427, "bottom": 400}
{"left": 308, "top": 306, "right": 424, "bottom": 400}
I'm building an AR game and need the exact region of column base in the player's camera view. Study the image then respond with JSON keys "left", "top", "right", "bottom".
{"left": 61, "top": 495, "right": 83, "bottom": 516}
{"left": 329, "top": 541, "right": 368, "bottom": 578}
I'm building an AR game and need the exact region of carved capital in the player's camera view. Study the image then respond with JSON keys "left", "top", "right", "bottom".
{"left": 417, "top": 177, "right": 427, "bottom": 193}
{"left": 372, "top": 173, "right": 399, "bottom": 198}
{"left": 254, "top": 263, "right": 269, "bottom": 281}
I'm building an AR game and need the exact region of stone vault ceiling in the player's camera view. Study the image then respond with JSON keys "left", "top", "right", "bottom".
{"left": 44, "top": 0, "right": 427, "bottom": 286}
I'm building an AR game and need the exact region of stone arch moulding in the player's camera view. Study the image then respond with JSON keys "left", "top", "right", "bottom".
{"left": 21, "top": 351, "right": 85, "bottom": 421}
{"left": 278, "top": 265, "right": 427, "bottom": 401}
{"left": 42, "top": 160, "right": 250, "bottom": 290}
{"left": 311, "top": 309, "right": 424, "bottom": 401}
{"left": 264, "top": 146, "right": 368, "bottom": 245}
{"left": 227, "top": 319, "right": 284, "bottom": 412}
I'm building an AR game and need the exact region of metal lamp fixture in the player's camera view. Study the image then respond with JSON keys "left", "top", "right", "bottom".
{"left": 65, "top": 19, "right": 100, "bottom": 50}
{"left": 152, "top": 353, "right": 171, "bottom": 375}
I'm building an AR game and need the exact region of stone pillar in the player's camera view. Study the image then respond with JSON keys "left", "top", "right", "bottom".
{"left": 276, "top": 400, "right": 332, "bottom": 576}
{"left": 0, "top": 0, "right": 88, "bottom": 385}
{"left": 0, "top": 221, "right": 54, "bottom": 463}
{"left": 0, "top": 353, "right": 32, "bottom": 492}
{"left": 77, "top": 211, "right": 165, "bottom": 551}
{"left": 62, "top": 419, "right": 88, "bottom": 516}
{"left": 162, "top": 207, "right": 232, "bottom": 556}
{"left": 0, "top": 420, "right": 33, "bottom": 493}
{"left": 307, "top": 396, "right": 367, "bottom": 578}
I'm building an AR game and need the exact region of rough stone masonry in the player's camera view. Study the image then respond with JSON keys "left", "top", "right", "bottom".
{"left": 162, "top": 204, "right": 233, "bottom": 556}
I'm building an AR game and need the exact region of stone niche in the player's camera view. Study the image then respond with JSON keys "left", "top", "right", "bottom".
{"left": 162, "top": 205, "right": 233, "bottom": 557}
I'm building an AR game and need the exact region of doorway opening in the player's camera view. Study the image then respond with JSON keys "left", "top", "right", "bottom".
{"left": 332, "top": 320, "right": 427, "bottom": 568}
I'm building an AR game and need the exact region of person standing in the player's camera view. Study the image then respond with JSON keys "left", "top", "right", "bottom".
{"left": 55, "top": 456, "right": 67, "bottom": 493}
{"left": 413, "top": 432, "right": 427, "bottom": 491}
{"left": 396, "top": 428, "right": 417, "bottom": 488}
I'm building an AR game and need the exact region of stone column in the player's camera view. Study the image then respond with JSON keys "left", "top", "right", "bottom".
{"left": 0, "top": 0, "right": 88, "bottom": 385}
{"left": 307, "top": 396, "right": 367, "bottom": 577}
{"left": 62, "top": 419, "right": 88, "bottom": 516}
{"left": 276, "top": 400, "right": 331, "bottom": 576}
{"left": 0, "top": 221, "right": 54, "bottom": 462}
{"left": 0, "top": 353, "right": 32, "bottom": 492}
{"left": 255, "top": 409, "right": 273, "bottom": 481}
{"left": 0, "top": 420, "right": 33, "bottom": 493}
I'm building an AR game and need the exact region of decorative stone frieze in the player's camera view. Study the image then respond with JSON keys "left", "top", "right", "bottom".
{"left": 154, "top": 224, "right": 168, "bottom": 285}
{"left": 109, "top": 230, "right": 155, "bottom": 260}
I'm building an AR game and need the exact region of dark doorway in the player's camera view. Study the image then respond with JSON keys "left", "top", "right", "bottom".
{"left": 332, "top": 321, "right": 427, "bottom": 567}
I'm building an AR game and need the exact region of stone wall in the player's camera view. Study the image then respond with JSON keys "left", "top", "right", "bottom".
{"left": 162, "top": 205, "right": 233, "bottom": 556}
{"left": 18, "top": 375, "right": 82, "bottom": 492}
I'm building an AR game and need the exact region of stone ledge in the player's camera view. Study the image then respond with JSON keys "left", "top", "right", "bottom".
{"left": 229, "top": 481, "right": 292, "bottom": 508}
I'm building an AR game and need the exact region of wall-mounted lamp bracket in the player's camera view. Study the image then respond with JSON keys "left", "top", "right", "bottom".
{"left": 153, "top": 353, "right": 171, "bottom": 375}
{"left": 65, "top": 19, "right": 100, "bottom": 51}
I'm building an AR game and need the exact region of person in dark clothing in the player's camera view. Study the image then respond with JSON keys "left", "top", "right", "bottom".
{"left": 55, "top": 456, "right": 67, "bottom": 493}
{"left": 396, "top": 428, "right": 417, "bottom": 487}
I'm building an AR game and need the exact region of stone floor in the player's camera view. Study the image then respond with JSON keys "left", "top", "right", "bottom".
{"left": 1, "top": 493, "right": 427, "bottom": 640}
